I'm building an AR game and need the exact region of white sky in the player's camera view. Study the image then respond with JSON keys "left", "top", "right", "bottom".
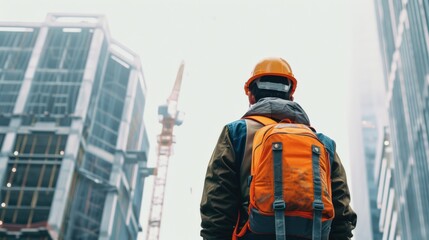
{"left": 0, "top": 1, "right": 379, "bottom": 239}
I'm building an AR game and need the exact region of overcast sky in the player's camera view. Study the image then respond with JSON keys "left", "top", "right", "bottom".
{"left": 0, "top": 1, "right": 381, "bottom": 239}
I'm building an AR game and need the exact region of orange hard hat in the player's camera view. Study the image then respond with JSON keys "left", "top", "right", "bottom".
{"left": 244, "top": 57, "right": 297, "bottom": 96}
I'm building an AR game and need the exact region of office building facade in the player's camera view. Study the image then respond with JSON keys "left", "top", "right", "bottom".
{"left": 0, "top": 13, "right": 150, "bottom": 239}
{"left": 373, "top": 0, "right": 429, "bottom": 239}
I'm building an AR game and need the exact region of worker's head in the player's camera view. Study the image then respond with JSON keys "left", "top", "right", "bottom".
{"left": 244, "top": 57, "right": 297, "bottom": 104}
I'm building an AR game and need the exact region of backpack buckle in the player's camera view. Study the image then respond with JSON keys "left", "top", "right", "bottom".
{"left": 313, "top": 200, "right": 324, "bottom": 211}
{"left": 312, "top": 146, "right": 321, "bottom": 155}
{"left": 273, "top": 200, "right": 286, "bottom": 210}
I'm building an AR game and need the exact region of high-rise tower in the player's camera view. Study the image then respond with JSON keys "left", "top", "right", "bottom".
{"left": 372, "top": 1, "right": 429, "bottom": 239}
{"left": 0, "top": 13, "right": 150, "bottom": 239}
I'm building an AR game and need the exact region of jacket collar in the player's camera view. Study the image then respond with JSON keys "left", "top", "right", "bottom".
{"left": 242, "top": 97, "right": 311, "bottom": 126}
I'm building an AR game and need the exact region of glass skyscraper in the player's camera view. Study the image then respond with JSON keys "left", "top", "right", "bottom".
{"left": 372, "top": 0, "right": 429, "bottom": 239}
{"left": 0, "top": 13, "right": 150, "bottom": 239}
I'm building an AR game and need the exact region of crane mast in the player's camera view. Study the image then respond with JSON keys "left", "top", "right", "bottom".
{"left": 146, "top": 62, "right": 185, "bottom": 240}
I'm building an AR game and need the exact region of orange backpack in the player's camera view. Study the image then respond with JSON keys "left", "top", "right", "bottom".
{"left": 235, "top": 115, "right": 335, "bottom": 240}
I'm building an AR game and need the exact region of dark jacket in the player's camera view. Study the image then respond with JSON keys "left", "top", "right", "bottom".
{"left": 200, "top": 98, "right": 357, "bottom": 240}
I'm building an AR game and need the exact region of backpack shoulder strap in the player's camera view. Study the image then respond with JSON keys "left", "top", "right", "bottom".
{"left": 316, "top": 132, "right": 336, "bottom": 166}
{"left": 243, "top": 115, "right": 277, "bottom": 126}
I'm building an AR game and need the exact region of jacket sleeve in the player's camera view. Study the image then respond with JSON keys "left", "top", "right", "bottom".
{"left": 200, "top": 126, "right": 240, "bottom": 240}
{"left": 329, "top": 152, "right": 358, "bottom": 240}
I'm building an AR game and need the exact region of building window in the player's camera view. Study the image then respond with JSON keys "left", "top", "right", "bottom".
{"left": 127, "top": 82, "right": 145, "bottom": 151}
{"left": 0, "top": 133, "right": 66, "bottom": 228}
{"left": 0, "top": 30, "right": 38, "bottom": 113}
{"left": 0, "top": 134, "right": 4, "bottom": 149}
{"left": 63, "top": 178, "right": 107, "bottom": 239}
{"left": 82, "top": 153, "right": 112, "bottom": 181}
{"left": 405, "top": 177, "right": 424, "bottom": 239}
{"left": 414, "top": 129, "right": 429, "bottom": 228}
{"left": 88, "top": 56, "right": 130, "bottom": 153}
{"left": 25, "top": 28, "right": 93, "bottom": 117}
{"left": 13, "top": 133, "right": 67, "bottom": 155}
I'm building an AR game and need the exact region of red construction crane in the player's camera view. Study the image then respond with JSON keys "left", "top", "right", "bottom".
{"left": 146, "top": 62, "right": 185, "bottom": 240}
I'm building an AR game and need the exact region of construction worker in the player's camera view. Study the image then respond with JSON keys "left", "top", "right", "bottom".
{"left": 200, "top": 57, "right": 357, "bottom": 240}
